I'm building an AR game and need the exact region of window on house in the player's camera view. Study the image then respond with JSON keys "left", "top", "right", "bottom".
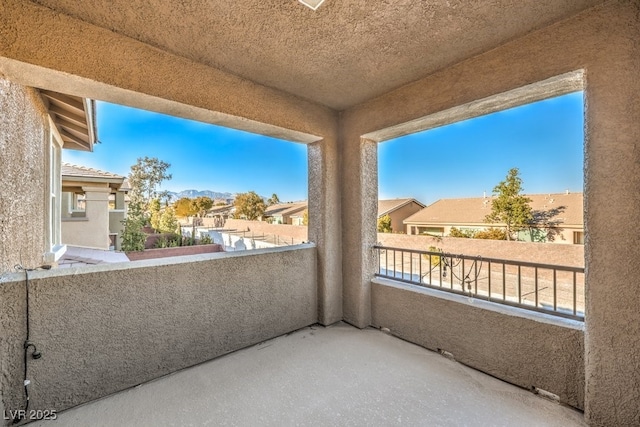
{"left": 44, "top": 124, "right": 64, "bottom": 263}
{"left": 573, "top": 231, "right": 584, "bottom": 245}
{"left": 74, "top": 193, "right": 86, "bottom": 216}
{"left": 417, "top": 227, "right": 445, "bottom": 236}
{"left": 49, "top": 136, "right": 61, "bottom": 246}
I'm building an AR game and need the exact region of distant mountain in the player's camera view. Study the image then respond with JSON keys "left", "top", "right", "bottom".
{"left": 167, "top": 190, "right": 235, "bottom": 202}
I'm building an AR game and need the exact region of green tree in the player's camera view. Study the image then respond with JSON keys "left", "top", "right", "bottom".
{"left": 191, "top": 196, "right": 214, "bottom": 217}
{"left": 234, "top": 191, "right": 266, "bottom": 220}
{"left": 302, "top": 210, "right": 308, "bottom": 226}
{"left": 149, "top": 198, "right": 162, "bottom": 231}
{"left": 174, "top": 197, "right": 197, "bottom": 217}
{"left": 484, "top": 168, "right": 533, "bottom": 241}
{"left": 121, "top": 214, "right": 146, "bottom": 251}
{"left": 267, "top": 193, "right": 280, "bottom": 206}
{"left": 128, "top": 156, "right": 172, "bottom": 214}
{"left": 158, "top": 206, "right": 179, "bottom": 234}
{"left": 377, "top": 214, "right": 393, "bottom": 233}
{"left": 122, "top": 157, "right": 171, "bottom": 251}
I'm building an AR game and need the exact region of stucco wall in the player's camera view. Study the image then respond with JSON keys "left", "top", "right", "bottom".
{"left": 0, "top": 76, "right": 48, "bottom": 274}
{"left": 61, "top": 217, "right": 110, "bottom": 250}
{"left": 371, "top": 279, "right": 585, "bottom": 410}
{"left": 340, "top": 3, "right": 639, "bottom": 424}
{"left": 385, "top": 201, "right": 423, "bottom": 234}
{"left": 0, "top": 245, "right": 317, "bottom": 420}
{"left": 378, "top": 233, "right": 584, "bottom": 268}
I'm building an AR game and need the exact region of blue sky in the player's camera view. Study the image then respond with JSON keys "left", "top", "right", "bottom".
{"left": 379, "top": 91, "right": 584, "bottom": 205}
{"left": 63, "top": 92, "right": 583, "bottom": 205}
{"left": 63, "top": 102, "right": 309, "bottom": 201}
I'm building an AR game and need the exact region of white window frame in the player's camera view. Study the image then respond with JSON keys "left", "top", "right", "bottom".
{"left": 43, "top": 118, "right": 66, "bottom": 263}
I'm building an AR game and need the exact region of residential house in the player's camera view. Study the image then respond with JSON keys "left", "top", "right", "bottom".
{"left": 205, "top": 204, "right": 234, "bottom": 227}
{"left": 264, "top": 202, "right": 308, "bottom": 225}
{"left": 1, "top": 2, "right": 638, "bottom": 426}
{"left": 404, "top": 192, "right": 583, "bottom": 244}
{"left": 61, "top": 163, "right": 128, "bottom": 250}
{"left": 378, "top": 198, "right": 425, "bottom": 233}
{"left": 0, "top": 77, "right": 95, "bottom": 273}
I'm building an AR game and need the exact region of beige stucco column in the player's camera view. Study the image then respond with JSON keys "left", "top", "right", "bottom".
{"left": 83, "top": 186, "right": 112, "bottom": 250}
{"left": 340, "top": 134, "right": 378, "bottom": 328}
{"left": 584, "top": 4, "right": 640, "bottom": 424}
{"left": 114, "top": 191, "right": 126, "bottom": 210}
{"left": 308, "top": 135, "right": 343, "bottom": 325}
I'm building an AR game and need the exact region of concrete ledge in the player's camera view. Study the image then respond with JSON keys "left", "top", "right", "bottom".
{"left": 0, "top": 245, "right": 317, "bottom": 418}
{"left": 371, "top": 277, "right": 584, "bottom": 410}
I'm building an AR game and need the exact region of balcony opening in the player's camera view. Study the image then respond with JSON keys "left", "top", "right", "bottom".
{"left": 58, "top": 100, "right": 309, "bottom": 265}
{"left": 373, "top": 71, "right": 585, "bottom": 320}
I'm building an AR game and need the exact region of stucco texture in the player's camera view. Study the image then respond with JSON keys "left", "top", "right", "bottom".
{"left": 1, "top": 0, "right": 639, "bottom": 425}
{"left": 0, "top": 76, "right": 48, "bottom": 275}
{"left": 0, "top": 0, "right": 336, "bottom": 143}
{"left": 371, "top": 279, "right": 585, "bottom": 410}
{"left": 340, "top": 2, "right": 639, "bottom": 424}
{"left": 0, "top": 246, "right": 317, "bottom": 417}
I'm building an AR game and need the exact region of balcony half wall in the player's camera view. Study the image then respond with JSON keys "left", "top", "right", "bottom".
{"left": 371, "top": 278, "right": 584, "bottom": 410}
{"left": 0, "top": 245, "right": 317, "bottom": 417}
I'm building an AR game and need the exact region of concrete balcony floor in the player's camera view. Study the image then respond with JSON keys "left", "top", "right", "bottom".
{"left": 32, "top": 323, "right": 585, "bottom": 427}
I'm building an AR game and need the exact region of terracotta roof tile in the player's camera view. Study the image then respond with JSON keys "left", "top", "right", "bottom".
{"left": 264, "top": 202, "right": 308, "bottom": 216}
{"left": 404, "top": 193, "right": 583, "bottom": 226}
{"left": 62, "top": 163, "right": 125, "bottom": 180}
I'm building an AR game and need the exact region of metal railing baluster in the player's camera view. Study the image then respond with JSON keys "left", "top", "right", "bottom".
{"left": 372, "top": 245, "right": 583, "bottom": 321}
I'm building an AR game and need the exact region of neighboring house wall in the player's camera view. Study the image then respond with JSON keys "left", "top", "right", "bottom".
{"left": 109, "top": 209, "right": 126, "bottom": 249}
{"left": 386, "top": 201, "right": 423, "bottom": 233}
{"left": 405, "top": 194, "right": 583, "bottom": 244}
{"left": 0, "top": 76, "right": 49, "bottom": 273}
{"left": 61, "top": 164, "right": 126, "bottom": 250}
{"left": 61, "top": 186, "right": 112, "bottom": 250}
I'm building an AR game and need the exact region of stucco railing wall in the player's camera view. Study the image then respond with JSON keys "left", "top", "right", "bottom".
{"left": 0, "top": 245, "right": 317, "bottom": 418}
{"left": 371, "top": 278, "right": 584, "bottom": 410}
{"left": 378, "top": 233, "right": 584, "bottom": 268}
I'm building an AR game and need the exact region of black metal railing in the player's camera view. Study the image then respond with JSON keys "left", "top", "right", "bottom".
{"left": 374, "top": 245, "right": 584, "bottom": 321}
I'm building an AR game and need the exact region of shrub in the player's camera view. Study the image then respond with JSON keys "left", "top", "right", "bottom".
{"left": 449, "top": 227, "right": 476, "bottom": 238}
{"left": 475, "top": 227, "right": 508, "bottom": 240}
{"left": 422, "top": 245, "right": 442, "bottom": 267}
{"left": 121, "top": 216, "right": 146, "bottom": 251}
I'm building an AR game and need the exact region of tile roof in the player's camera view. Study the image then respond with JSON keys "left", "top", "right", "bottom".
{"left": 378, "top": 198, "right": 425, "bottom": 217}
{"left": 208, "top": 204, "right": 234, "bottom": 214}
{"left": 404, "top": 193, "right": 583, "bottom": 226}
{"left": 62, "top": 163, "right": 125, "bottom": 181}
{"left": 264, "top": 202, "right": 308, "bottom": 216}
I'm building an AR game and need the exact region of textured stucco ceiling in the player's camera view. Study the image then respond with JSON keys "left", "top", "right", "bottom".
{"left": 32, "top": 0, "right": 604, "bottom": 110}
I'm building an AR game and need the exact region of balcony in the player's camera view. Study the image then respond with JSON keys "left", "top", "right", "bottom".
{"left": 29, "top": 322, "right": 584, "bottom": 426}
{"left": 2, "top": 244, "right": 585, "bottom": 425}
{"left": 1, "top": 1, "right": 639, "bottom": 425}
